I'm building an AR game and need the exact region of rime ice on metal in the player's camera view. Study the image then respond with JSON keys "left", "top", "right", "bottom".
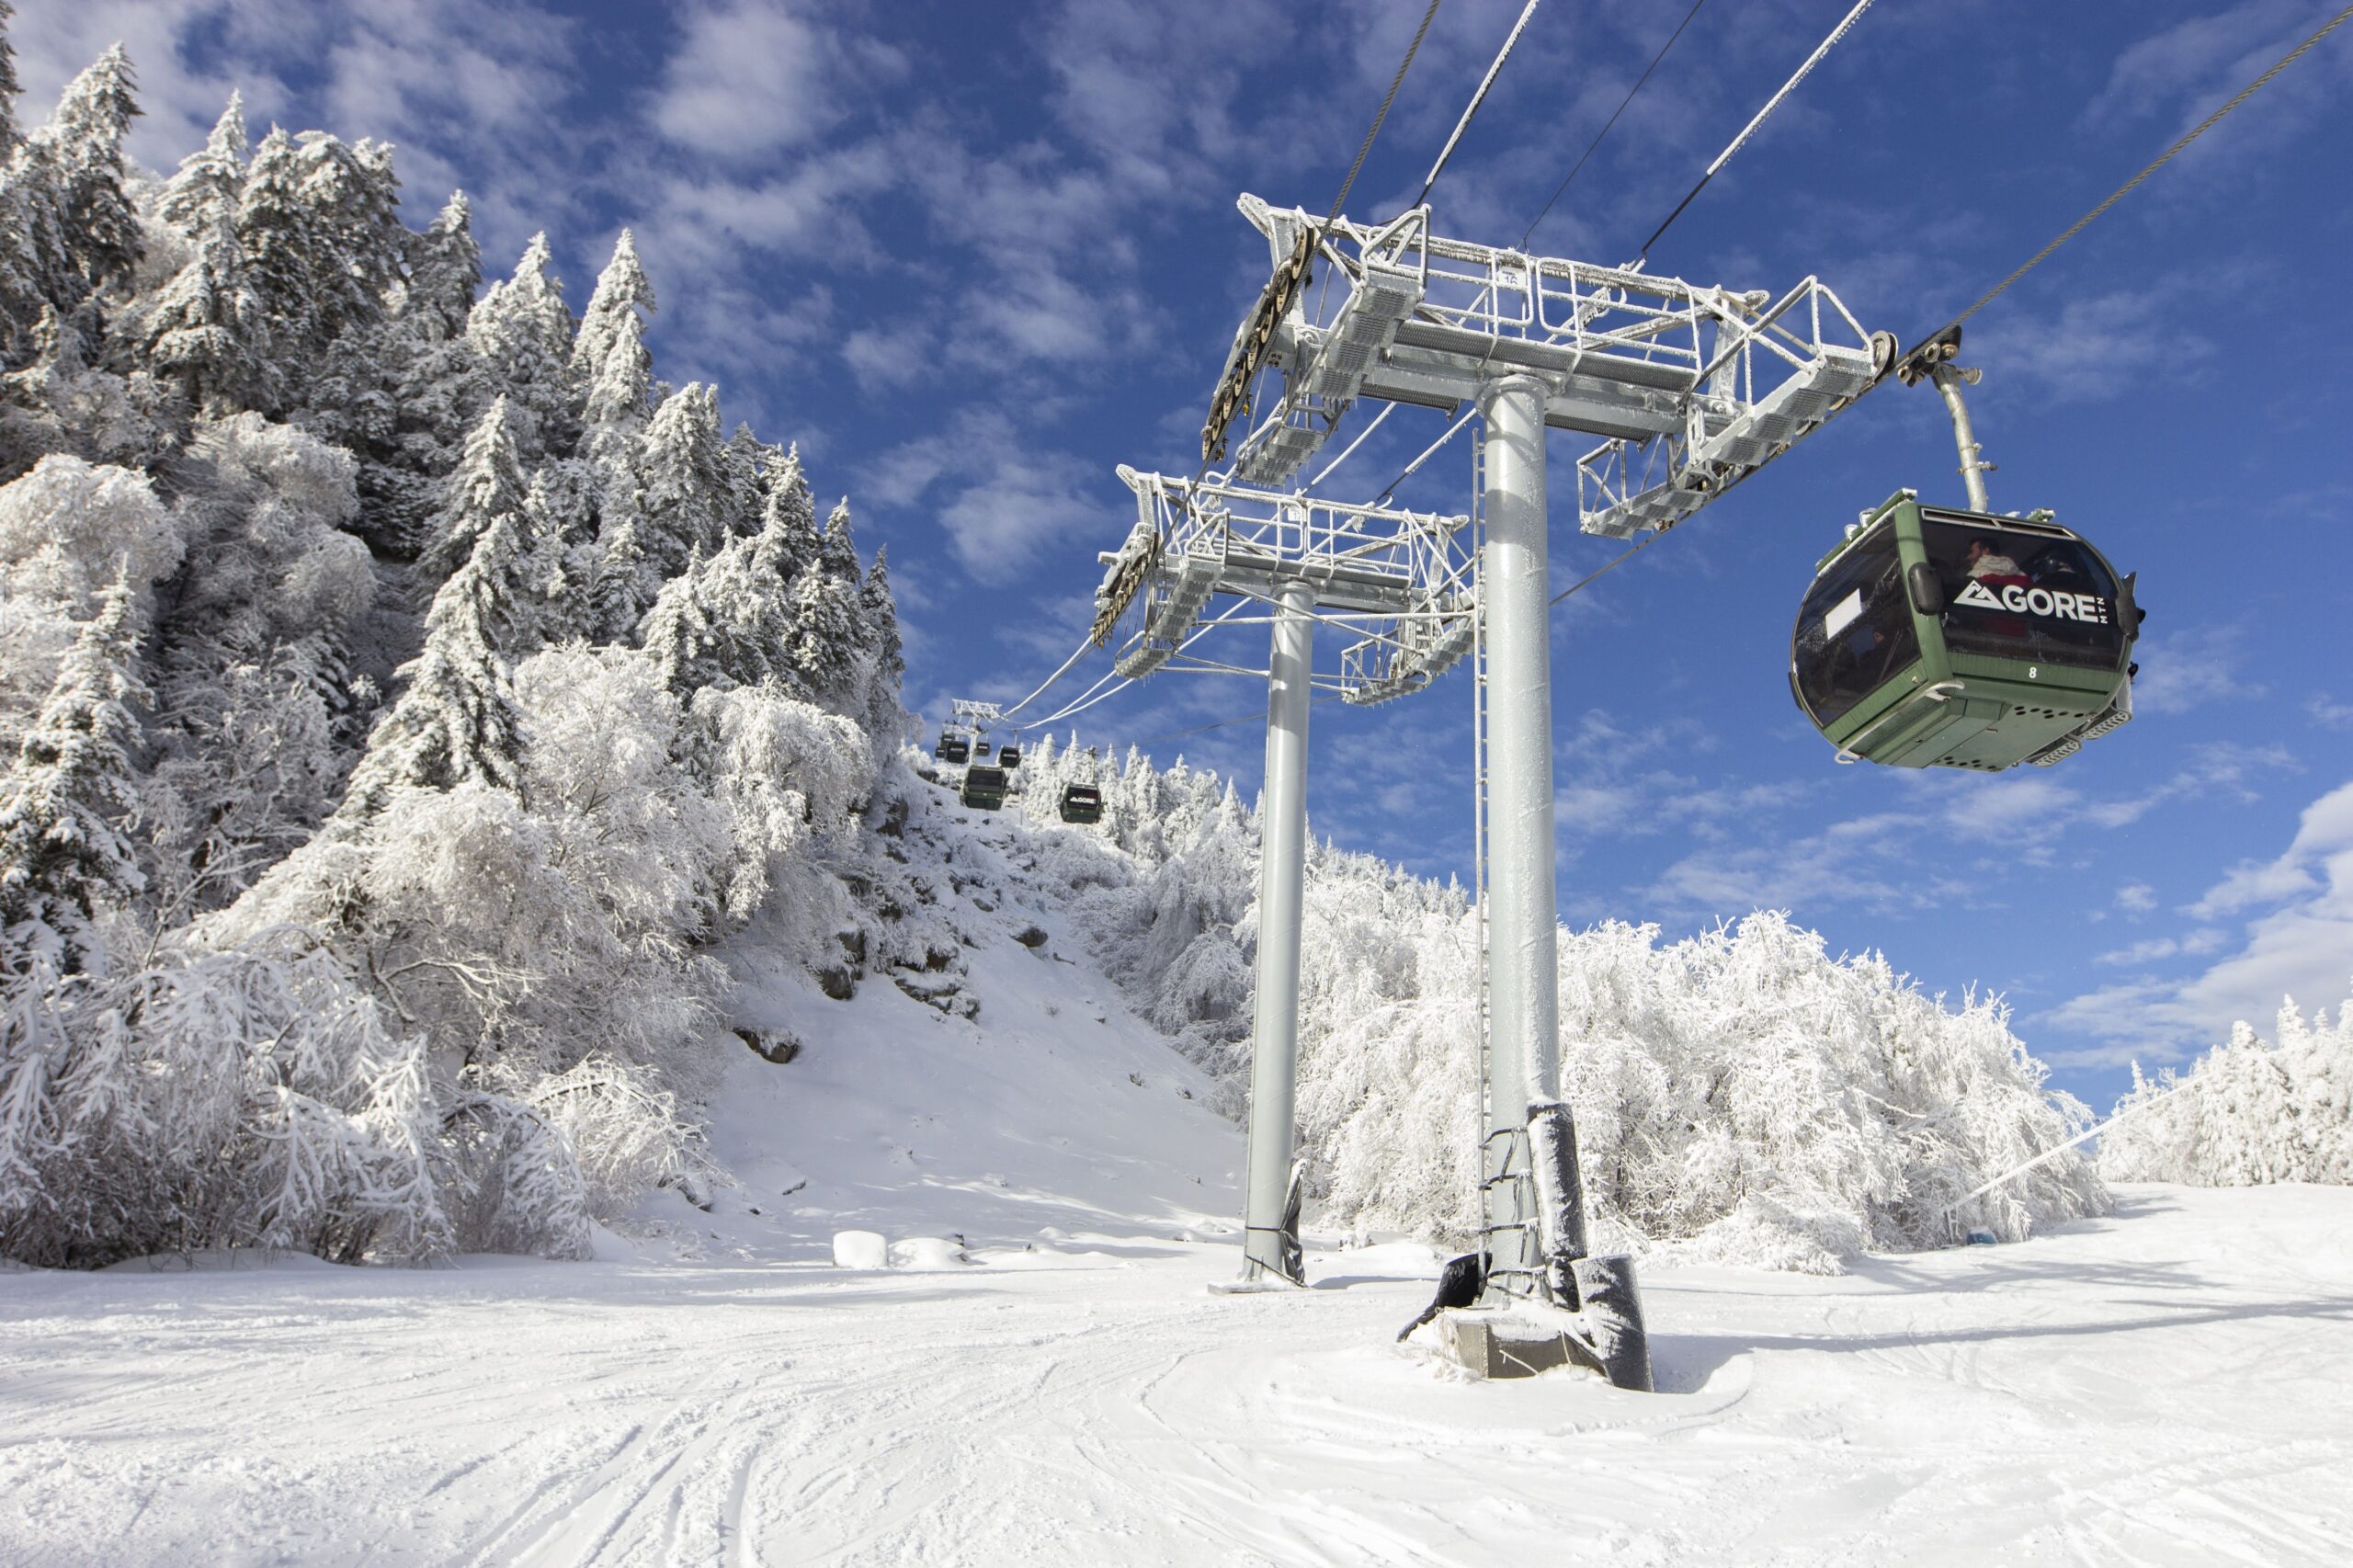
{"left": 1207, "top": 194, "right": 1888, "bottom": 538}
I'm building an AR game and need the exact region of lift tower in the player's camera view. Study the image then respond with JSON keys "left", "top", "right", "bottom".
{"left": 1201, "top": 196, "right": 1885, "bottom": 1350}
{"left": 1095, "top": 467, "right": 1476, "bottom": 1286}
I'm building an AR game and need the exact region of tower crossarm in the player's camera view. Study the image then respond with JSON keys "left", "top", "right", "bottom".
{"left": 1092, "top": 467, "right": 1476, "bottom": 696}
{"left": 1210, "top": 194, "right": 1895, "bottom": 535}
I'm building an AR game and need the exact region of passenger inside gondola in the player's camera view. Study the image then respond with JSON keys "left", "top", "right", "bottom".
{"left": 1963, "top": 536, "right": 2024, "bottom": 580}
{"left": 1922, "top": 519, "right": 2125, "bottom": 669}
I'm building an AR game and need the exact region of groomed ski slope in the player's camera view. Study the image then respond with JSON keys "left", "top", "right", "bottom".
{"left": 4, "top": 792, "right": 2350, "bottom": 1566}
{"left": 4, "top": 1186, "right": 2348, "bottom": 1565}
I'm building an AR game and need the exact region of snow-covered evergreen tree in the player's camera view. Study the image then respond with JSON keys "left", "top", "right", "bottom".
{"left": 0, "top": 576, "right": 146, "bottom": 974}
{"left": 339, "top": 480, "right": 532, "bottom": 817}
{"left": 637, "top": 382, "right": 725, "bottom": 574}
{"left": 640, "top": 547, "right": 722, "bottom": 695}
{"left": 859, "top": 545, "right": 906, "bottom": 738}
{"left": 574, "top": 228, "right": 654, "bottom": 442}
{"left": 465, "top": 233, "right": 576, "bottom": 460}
{"left": 234, "top": 126, "right": 319, "bottom": 397}
{"left": 789, "top": 497, "right": 870, "bottom": 710}
{"left": 720, "top": 422, "right": 775, "bottom": 536}
{"left": 157, "top": 93, "right": 245, "bottom": 239}
{"left": 754, "top": 443, "right": 819, "bottom": 586}
{"left": 335, "top": 190, "right": 483, "bottom": 555}
{"left": 29, "top": 43, "right": 142, "bottom": 301}
{"left": 404, "top": 191, "right": 481, "bottom": 342}
{"left": 293, "top": 131, "right": 402, "bottom": 353}
{"left": 142, "top": 98, "right": 266, "bottom": 414}
{"left": 422, "top": 395, "right": 529, "bottom": 581}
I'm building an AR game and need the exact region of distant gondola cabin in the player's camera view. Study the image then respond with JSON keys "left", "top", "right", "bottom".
{"left": 1790, "top": 492, "right": 2141, "bottom": 771}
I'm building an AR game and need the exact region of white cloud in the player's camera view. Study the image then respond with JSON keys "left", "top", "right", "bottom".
{"left": 2131, "top": 624, "right": 2261, "bottom": 716}
{"left": 2115, "top": 881, "right": 2158, "bottom": 914}
{"left": 2076, "top": 744, "right": 2294, "bottom": 831}
{"left": 1963, "top": 282, "right": 2216, "bottom": 403}
{"left": 2038, "top": 779, "right": 2353, "bottom": 1059}
{"left": 1640, "top": 743, "right": 2299, "bottom": 926}
{"left": 2308, "top": 693, "right": 2353, "bottom": 731}
{"left": 2082, "top": 0, "right": 2346, "bottom": 131}
{"left": 648, "top": 0, "right": 902, "bottom": 162}
{"left": 2095, "top": 928, "right": 2225, "bottom": 966}
{"left": 2187, "top": 849, "right": 2323, "bottom": 922}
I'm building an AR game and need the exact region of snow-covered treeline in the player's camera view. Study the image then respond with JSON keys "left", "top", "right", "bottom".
{"left": 2099, "top": 998, "right": 2353, "bottom": 1187}
{"left": 1021, "top": 741, "right": 2110, "bottom": 1272}
{"left": 0, "top": 33, "right": 907, "bottom": 1267}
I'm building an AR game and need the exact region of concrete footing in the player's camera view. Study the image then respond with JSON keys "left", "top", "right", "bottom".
{"left": 1433, "top": 1309, "right": 1607, "bottom": 1381}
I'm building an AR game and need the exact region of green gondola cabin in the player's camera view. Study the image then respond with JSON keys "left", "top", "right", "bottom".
{"left": 1790, "top": 491, "right": 2142, "bottom": 771}
{"left": 1058, "top": 784, "right": 1104, "bottom": 824}
{"left": 960, "top": 765, "right": 1010, "bottom": 811}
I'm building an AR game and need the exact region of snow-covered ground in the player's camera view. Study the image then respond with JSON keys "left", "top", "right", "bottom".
{"left": 4, "top": 796, "right": 2349, "bottom": 1566}
{"left": 4, "top": 1185, "right": 2348, "bottom": 1565}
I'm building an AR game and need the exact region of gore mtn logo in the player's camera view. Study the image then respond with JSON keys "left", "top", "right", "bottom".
{"left": 1955, "top": 578, "right": 2111, "bottom": 625}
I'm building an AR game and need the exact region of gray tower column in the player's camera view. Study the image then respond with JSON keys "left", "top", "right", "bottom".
{"left": 1239, "top": 575, "right": 1314, "bottom": 1283}
{"left": 1477, "top": 373, "right": 1566, "bottom": 1298}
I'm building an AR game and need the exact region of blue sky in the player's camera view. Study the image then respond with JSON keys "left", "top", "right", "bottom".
{"left": 19, "top": 0, "right": 2350, "bottom": 1108}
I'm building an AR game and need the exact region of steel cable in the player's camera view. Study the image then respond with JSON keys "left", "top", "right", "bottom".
{"left": 1899, "top": 2, "right": 2353, "bottom": 364}
{"left": 1635, "top": 0, "right": 1880, "bottom": 259}
{"left": 1331, "top": 0, "right": 1442, "bottom": 222}
{"left": 1520, "top": 0, "right": 1708, "bottom": 248}
{"left": 1414, "top": 0, "right": 1543, "bottom": 210}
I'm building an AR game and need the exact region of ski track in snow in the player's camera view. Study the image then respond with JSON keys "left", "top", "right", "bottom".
{"left": 5, "top": 796, "right": 2352, "bottom": 1565}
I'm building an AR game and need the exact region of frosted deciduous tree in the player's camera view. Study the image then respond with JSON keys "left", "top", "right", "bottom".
{"left": 2100, "top": 998, "right": 2353, "bottom": 1186}
{"left": 1052, "top": 746, "right": 2110, "bottom": 1271}
{"left": 0, "top": 933, "right": 457, "bottom": 1268}
{"left": 139, "top": 416, "right": 371, "bottom": 915}
{"left": 0, "top": 454, "right": 178, "bottom": 749}
{"left": 0, "top": 450, "right": 180, "bottom": 621}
